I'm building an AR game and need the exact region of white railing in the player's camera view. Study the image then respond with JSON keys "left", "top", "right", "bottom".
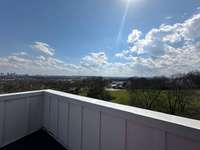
{"left": 0, "top": 89, "right": 200, "bottom": 150}
{"left": 0, "top": 90, "right": 44, "bottom": 147}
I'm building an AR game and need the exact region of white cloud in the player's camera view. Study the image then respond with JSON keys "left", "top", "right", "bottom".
{"left": 82, "top": 52, "right": 108, "bottom": 66}
{"left": 0, "top": 49, "right": 140, "bottom": 77}
{"left": 8, "top": 55, "right": 29, "bottom": 63}
{"left": 1, "top": 12, "right": 200, "bottom": 77}
{"left": 182, "top": 13, "right": 200, "bottom": 40}
{"left": 127, "top": 13, "right": 200, "bottom": 56}
{"left": 33, "top": 42, "right": 55, "bottom": 56}
{"left": 115, "top": 50, "right": 128, "bottom": 58}
{"left": 116, "top": 12, "right": 200, "bottom": 76}
{"left": 165, "top": 16, "right": 173, "bottom": 20}
{"left": 128, "top": 29, "right": 142, "bottom": 43}
{"left": 0, "top": 51, "right": 80, "bottom": 75}
{"left": 37, "top": 55, "right": 46, "bottom": 61}
{"left": 12, "top": 51, "right": 28, "bottom": 56}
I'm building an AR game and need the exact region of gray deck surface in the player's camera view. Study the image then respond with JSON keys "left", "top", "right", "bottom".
{"left": 0, "top": 130, "right": 67, "bottom": 150}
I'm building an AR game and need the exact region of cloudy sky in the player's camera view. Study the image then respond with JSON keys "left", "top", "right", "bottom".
{"left": 0, "top": 0, "right": 200, "bottom": 77}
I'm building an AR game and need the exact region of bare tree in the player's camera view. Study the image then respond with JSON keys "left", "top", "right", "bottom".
{"left": 142, "top": 89, "right": 161, "bottom": 109}
{"left": 166, "top": 76, "right": 193, "bottom": 115}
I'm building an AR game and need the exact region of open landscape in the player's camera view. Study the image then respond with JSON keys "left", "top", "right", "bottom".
{"left": 1, "top": 71, "right": 200, "bottom": 120}
{"left": 109, "top": 89, "right": 200, "bottom": 120}
{"left": 1, "top": 0, "right": 200, "bottom": 149}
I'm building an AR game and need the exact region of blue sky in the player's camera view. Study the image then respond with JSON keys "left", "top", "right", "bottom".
{"left": 1, "top": 0, "right": 200, "bottom": 76}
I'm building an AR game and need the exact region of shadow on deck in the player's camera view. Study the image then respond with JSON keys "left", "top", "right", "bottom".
{"left": 0, "top": 130, "right": 67, "bottom": 150}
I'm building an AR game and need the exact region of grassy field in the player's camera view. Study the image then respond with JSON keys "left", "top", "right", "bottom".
{"left": 108, "top": 89, "right": 200, "bottom": 120}
{"left": 109, "top": 89, "right": 130, "bottom": 105}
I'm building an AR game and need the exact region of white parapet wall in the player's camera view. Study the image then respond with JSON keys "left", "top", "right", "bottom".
{"left": 0, "top": 90, "right": 44, "bottom": 147}
{"left": 0, "top": 89, "right": 200, "bottom": 150}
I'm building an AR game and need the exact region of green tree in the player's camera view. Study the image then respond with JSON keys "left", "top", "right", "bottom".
{"left": 86, "top": 77, "right": 112, "bottom": 101}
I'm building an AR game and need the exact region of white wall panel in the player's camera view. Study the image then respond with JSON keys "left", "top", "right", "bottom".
{"left": 49, "top": 96, "right": 58, "bottom": 136}
{"left": 4, "top": 99, "right": 28, "bottom": 145}
{"left": 29, "top": 96, "right": 42, "bottom": 133}
{"left": 69, "top": 104, "right": 82, "bottom": 150}
{"left": 0, "top": 102, "right": 4, "bottom": 146}
{"left": 1, "top": 90, "right": 200, "bottom": 150}
{"left": 127, "top": 121, "right": 165, "bottom": 150}
{"left": 43, "top": 95, "right": 50, "bottom": 129}
{"left": 82, "top": 108, "right": 100, "bottom": 150}
{"left": 101, "top": 113, "right": 125, "bottom": 150}
{"left": 58, "top": 100, "right": 69, "bottom": 145}
{"left": 167, "top": 133, "right": 200, "bottom": 150}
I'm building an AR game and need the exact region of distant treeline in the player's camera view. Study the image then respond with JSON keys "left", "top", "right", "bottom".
{"left": 0, "top": 71, "right": 200, "bottom": 119}
{"left": 126, "top": 71, "right": 200, "bottom": 90}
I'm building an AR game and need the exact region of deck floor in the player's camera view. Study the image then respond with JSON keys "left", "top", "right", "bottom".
{"left": 0, "top": 130, "right": 67, "bottom": 150}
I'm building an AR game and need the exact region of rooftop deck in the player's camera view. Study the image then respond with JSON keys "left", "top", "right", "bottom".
{"left": 0, "top": 130, "right": 66, "bottom": 150}
{"left": 0, "top": 89, "right": 200, "bottom": 150}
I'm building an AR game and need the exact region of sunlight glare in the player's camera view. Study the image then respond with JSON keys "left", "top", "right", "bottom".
{"left": 116, "top": 0, "right": 131, "bottom": 47}
{"left": 116, "top": 0, "right": 143, "bottom": 47}
{"left": 123, "top": 0, "right": 141, "bottom": 5}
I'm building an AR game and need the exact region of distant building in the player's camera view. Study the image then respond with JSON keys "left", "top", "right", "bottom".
{"left": 110, "top": 81, "right": 126, "bottom": 89}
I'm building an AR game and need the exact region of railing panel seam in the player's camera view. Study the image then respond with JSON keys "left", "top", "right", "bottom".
{"left": 125, "top": 119, "right": 127, "bottom": 150}
{"left": 56, "top": 97, "right": 59, "bottom": 138}
{"left": 67, "top": 103, "right": 71, "bottom": 149}
{"left": 99, "top": 111, "right": 102, "bottom": 150}
{"left": 2, "top": 101, "right": 7, "bottom": 146}
{"left": 81, "top": 106, "right": 84, "bottom": 150}
{"left": 26, "top": 96, "right": 30, "bottom": 134}
{"left": 165, "top": 131, "right": 168, "bottom": 150}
